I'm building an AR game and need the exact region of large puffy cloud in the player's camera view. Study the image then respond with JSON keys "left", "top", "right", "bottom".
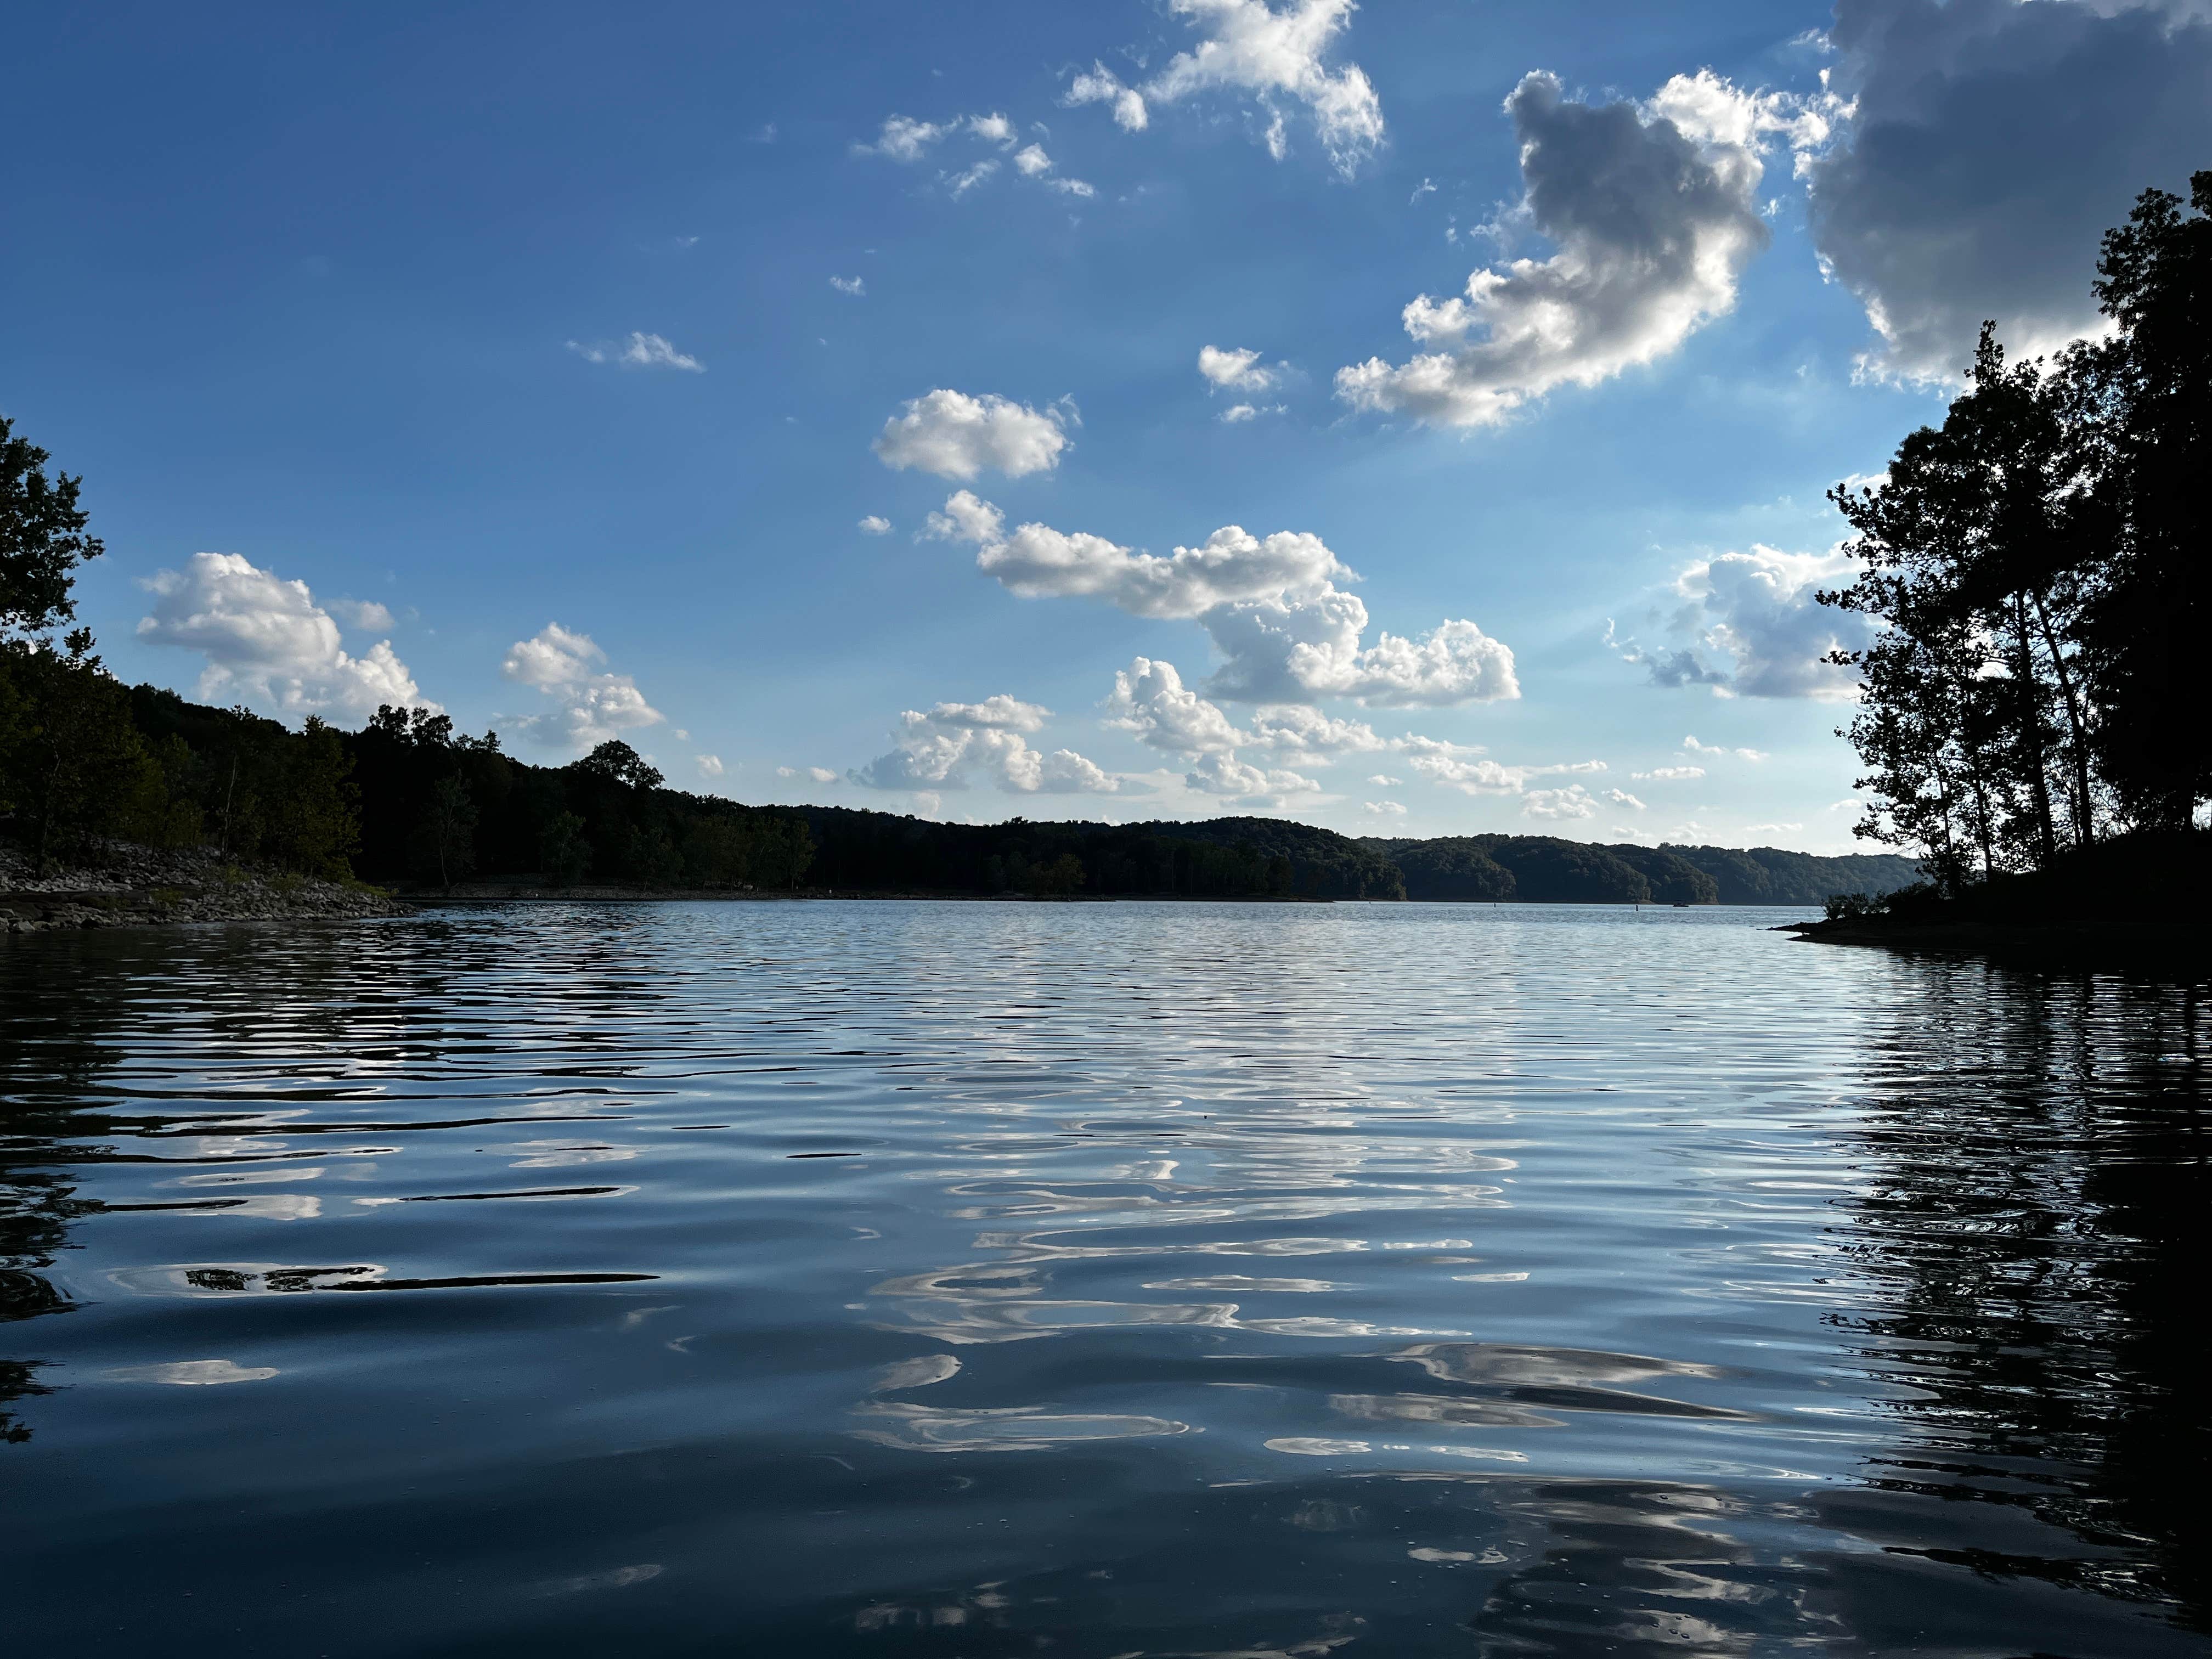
{"left": 852, "top": 698, "right": 1116, "bottom": 795}
{"left": 928, "top": 493, "right": 1519, "bottom": 707}
{"left": 922, "top": 694, "right": 1052, "bottom": 732}
{"left": 1199, "top": 591, "right": 1517, "bottom": 706}
{"left": 1102, "top": 657, "right": 1322, "bottom": 802}
{"left": 1675, "top": 547, "right": 1867, "bottom": 699}
{"left": 501, "top": 623, "right": 666, "bottom": 751}
{"left": 1808, "top": 0, "right": 2212, "bottom": 380}
{"left": 1246, "top": 704, "right": 1386, "bottom": 761}
{"left": 1069, "top": 0, "right": 1385, "bottom": 176}
{"left": 1103, "top": 657, "right": 1248, "bottom": 754}
{"left": 1609, "top": 546, "right": 1872, "bottom": 699}
{"left": 972, "top": 516, "right": 1347, "bottom": 620}
{"left": 1184, "top": 752, "right": 1322, "bottom": 796}
{"left": 1336, "top": 70, "right": 1787, "bottom": 427}
{"left": 1522, "top": 784, "right": 1601, "bottom": 820}
{"left": 137, "top": 552, "right": 432, "bottom": 719}
{"left": 873, "top": 392, "right": 1071, "bottom": 481}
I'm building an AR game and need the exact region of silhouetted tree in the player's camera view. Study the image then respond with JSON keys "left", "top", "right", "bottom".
{"left": 1820, "top": 174, "right": 2211, "bottom": 879}
{"left": 0, "top": 416, "right": 104, "bottom": 636}
{"left": 2079, "top": 172, "right": 2211, "bottom": 829}
{"left": 574, "top": 740, "right": 662, "bottom": 791}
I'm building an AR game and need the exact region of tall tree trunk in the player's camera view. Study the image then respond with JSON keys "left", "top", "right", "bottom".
{"left": 2029, "top": 589, "right": 2096, "bottom": 847}
{"left": 2012, "top": 594, "right": 2058, "bottom": 867}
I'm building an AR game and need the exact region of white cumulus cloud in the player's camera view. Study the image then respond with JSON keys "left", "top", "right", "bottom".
{"left": 696, "top": 755, "right": 725, "bottom": 779}
{"left": 1093, "top": 0, "right": 1386, "bottom": 176}
{"left": 1199, "top": 345, "right": 1280, "bottom": 393}
{"left": 1185, "top": 751, "right": 1321, "bottom": 796}
{"left": 1064, "top": 63, "right": 1150, "bottom": 132}
{"left": 873, "top": 392, "right": 1071, "bottom": 481}
{"left": 830, "top": 275, "right": 866, "bottom": 296}
{"left": 1363, "top": 799, "right": 1408, "bottom": 816}
{"left": 1610, "top": 545, "right": 1871, "bottom": 698}
{"left": 1247, "top": 704, "right": 1386, "bottom": 761}
{"left": 851, "top": 698, "right": 1116, "bottom": 795}
{"left": 1103, "top": 657, "right": 1249, "bottom": 755}
{"left": 854, "top": 115, "right": 949, "bottom": 161}
{"left": 1336, "top": 69, "right": 1792, "bottom": 426}
{"left": 137, "top": 552, "right": 432, "bottom": 720}
{"left": 1671, "top": 546, "right": 1867, "bottom": 699}
{"left": 1523, "top": 784, "right": 1601, "bottom": 820}
{"left": 858, "top": 515, "right": 893, "bottom": 535}
{"left": 928, "top": 493, "right": 1518, "bottom": 708}
{"left": 1632, "top": 765, "right": 1705, "bottom": 781}
{"left": 1102, "top": 658, "right": 1330, "bottom": 802}
{"left": 501, "top": 623, "right": 666, "bottom": 752}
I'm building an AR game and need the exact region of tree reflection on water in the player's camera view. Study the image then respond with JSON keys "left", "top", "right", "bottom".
{"left": 1819, "top": 961, "right": 2210, "bottom": 1637}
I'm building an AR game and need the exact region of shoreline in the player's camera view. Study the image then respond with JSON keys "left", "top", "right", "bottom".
{"left": 1781, "top": 914, "right": 2204, "bottom": 974}
{"left": 403, "top": 884, "right": 1340, "bottom": 905}
{"left": 2, "top": 842, "right": 411, "bottom": 934}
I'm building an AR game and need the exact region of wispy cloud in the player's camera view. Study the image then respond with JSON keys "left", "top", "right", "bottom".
{"left": 566, "top": 332, "right": 704, "bottom": 372}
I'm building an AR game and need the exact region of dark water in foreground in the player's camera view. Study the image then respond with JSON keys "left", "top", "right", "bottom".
{"left": 3, "top": 901, "right": 2208, "bottom": 1657}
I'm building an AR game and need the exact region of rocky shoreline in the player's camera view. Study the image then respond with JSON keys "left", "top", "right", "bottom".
{"left": 1, "top": 841, "right": 413, "bottom": 934}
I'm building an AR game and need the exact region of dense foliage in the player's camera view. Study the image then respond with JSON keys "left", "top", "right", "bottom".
{"left": 1822, "top": 176, "right": 2209, "bottom": 888}
{"left": 1362, "top": 836, "right": 1921, "bottom": 906}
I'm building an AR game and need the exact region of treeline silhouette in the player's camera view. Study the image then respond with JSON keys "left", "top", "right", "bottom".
{"left": 4, "top": 645, "right": 1921, "bottom": 902}
{"left": 3, "top": 408, "right": 1919, "bottom": 908}
{"left": 1822, "top": 174, "right": 2209, "bottom": 909}
{"left": 1364, "top": 834, "right": 1919, "bottom": 906}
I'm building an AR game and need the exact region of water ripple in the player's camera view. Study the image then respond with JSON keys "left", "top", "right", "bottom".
{"left": 4, "top": 900, "right": 2208, "bottom": 1656}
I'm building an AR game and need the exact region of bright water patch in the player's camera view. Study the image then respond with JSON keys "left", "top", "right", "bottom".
{"left": 3, "top": 901, "right": 2207, "bottom": 1655}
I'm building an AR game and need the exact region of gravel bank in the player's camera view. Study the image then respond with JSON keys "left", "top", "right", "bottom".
{"left": 2, "top": 841, "right": 413, "bottom": 934}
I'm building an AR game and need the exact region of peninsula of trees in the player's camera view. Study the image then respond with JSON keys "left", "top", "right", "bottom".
{"left": 1803, "top": 173, "right": 2209, "bottom": 943}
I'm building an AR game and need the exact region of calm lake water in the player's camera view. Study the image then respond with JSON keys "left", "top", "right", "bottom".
{"left": 4, "top": 901, "right": 2208, "bottom": 1657}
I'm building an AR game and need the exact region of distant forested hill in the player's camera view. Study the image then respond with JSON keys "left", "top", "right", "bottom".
{"left": 1359, "top": 834, "right": 1921, "bottom": 905}
{"left": 10, "top": 673, "right": 1903, "bottom": 906}
{"left": 794, "top": 807, "right": 1404, "bottom": 899}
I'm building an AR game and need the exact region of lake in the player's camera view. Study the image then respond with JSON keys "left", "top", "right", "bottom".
{"left": 4, "top": 900, "right": 2208, "bottom": 1657}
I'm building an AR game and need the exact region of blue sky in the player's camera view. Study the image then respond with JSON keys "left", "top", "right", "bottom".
{"left": 9, "top": 1, "right": 2208, "bottom": 851}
